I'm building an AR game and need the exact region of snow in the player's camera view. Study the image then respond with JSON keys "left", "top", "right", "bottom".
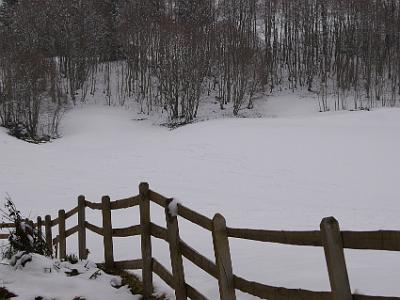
{"left": 0, "top": 95, "right": 400, "bottom": 299}
{"left": 10, "top": 252, "right": 32, "bottom": 268}
{"left": 0, "top": 254, "right": 139, "bottom": 300}
{"left": 167, "top": 198, "right": 180, "bottom": 217}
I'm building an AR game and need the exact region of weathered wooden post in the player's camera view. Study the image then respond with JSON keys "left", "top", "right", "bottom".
{"left": 320, "top": 217, "right": 352, "bottom": 300}
{"left": 44, "top": 215, "right": 53, "bottom": 255}
{"left": 212, "top": 213, "right": 236, "bottom": 300}
{"left": 102, "top": 195, "right": 114, "bottom": 269}
{"left": 78, "top": 195, "right": 87, "bottom": 260}
{"left": 58, "top": 209, "right": 66, "bottom": 260}
{"left": 139, "top": 182, "right": 153, "bottom": 298}
{"left": 27, "top": 219, "right": 34, "bottom": 231}
{"left": 36, "top": 216, "right": 43, "bottom": 238}
{"left": 165, "top": 199, "right": 187, "bottom": 300}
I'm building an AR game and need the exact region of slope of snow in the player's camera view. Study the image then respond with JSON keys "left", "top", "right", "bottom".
{"left": 0, "top": 254, "right": 139, "bottom": 300}
{"left": 0, "top": 97, "right": 400, "bottom": 299}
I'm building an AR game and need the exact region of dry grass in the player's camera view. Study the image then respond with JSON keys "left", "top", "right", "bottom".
{"left": 0, "top": 287, "right": 16, "bottom": 300}
{"left": 98, "top": 266, "right": 168, "bottom": 300}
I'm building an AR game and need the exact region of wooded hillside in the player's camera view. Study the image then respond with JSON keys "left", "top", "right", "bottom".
{"left": 0, "top": 0, "right": 399, "bottom": 140}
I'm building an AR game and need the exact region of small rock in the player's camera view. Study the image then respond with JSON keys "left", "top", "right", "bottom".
{"left": 110, "top": 277, "right": 123, "bottom": 288}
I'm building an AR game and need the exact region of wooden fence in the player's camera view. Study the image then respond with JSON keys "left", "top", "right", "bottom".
{"left": 1, "top": 182, "right": 400, "bottom": 300}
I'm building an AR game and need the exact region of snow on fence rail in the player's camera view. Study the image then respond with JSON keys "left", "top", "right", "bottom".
{"left": 1, "top": 182, "right": 400, "bottom": 300}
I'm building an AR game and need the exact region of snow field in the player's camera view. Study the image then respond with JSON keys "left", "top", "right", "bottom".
{"left": 1, "top": 98, "right": 400, "bottom": 299}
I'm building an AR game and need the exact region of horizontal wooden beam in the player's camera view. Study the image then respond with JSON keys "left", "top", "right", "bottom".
{"left": 51, "top": 218, "right": 59, "bottom": 226}
{"left": 85, "top": 200, "right": 103, "bottom": 210}
{"left": 112, "top": 225, "right": 141, "bottom": 237}
{"left": 178, "top": 204, "right": 213, "bottom": 231}
{"left": 148, "top": 189, "right": 168, "bottom": 208}
{"left": 0, "top": 223, "right": 15, "bottom": 229}
{"left": 65, "top": 225, "right": 79, "bottom": 238}
{"left": 186, "top": 285, "right": 208, "bottom": 300}
{"left": 65, "top": 206, "right": 79, "bottom": 219}
{"left": 353, "top": 294, "right": 400, "bottom": 300}
{"left": 180, "top": 240, "right": 218, "bottom": 279}
{"left": 152, "top": 258, "right": 174, "bottom": 288}
{"left": 150, "top": 222, "right": 168, "bottom": 241}
{"left": 152, "top": 258, "right": 207, "bottom": 300}
{"left": 114, "top": 259, "right": 143, "bottom": 270}
{"left": 85, "top": 221, "right": 104, "bottom": 236}
{"left": 110, "top": 196, "right": 140, "bottom": 210}
{"left": 226, "top": 226, "right": 400, "bottom": 252}
{"left": 234, "top": 275, "right": 331, "bottom": 300}
{"left": 227, "top": 227, "right": 322, "bottom": 247}
{"left": 342, "top": 230, "right": 400, "bottom": 251}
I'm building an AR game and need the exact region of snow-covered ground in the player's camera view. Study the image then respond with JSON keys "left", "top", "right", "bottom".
{"left": 0, "top": 254, "right": 139, "bottom": 300}
{"left": 1, "top": 95, "right": 400, "bottom": 299}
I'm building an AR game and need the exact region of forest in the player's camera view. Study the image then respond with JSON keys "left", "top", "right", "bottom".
{"left": 0, "top": 0, "right": 399, "bottom": 141}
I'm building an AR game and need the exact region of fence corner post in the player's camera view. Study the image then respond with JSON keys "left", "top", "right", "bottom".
{"left": 139, "top": 182, "right": 153, "bottom": 298}
{"left": 102, "top": 195, "right": 114, "bottom": 269}
{"left": 166, "top": 198, "right": 187, "bottom": 300}
{"left": 320, "top": 217, "right": 352, "bottom": 300}
{"left": 78, "top": 195, "right": 87, "bottom": 260}
{"left": 212, "top": 213, "right": 236, "bottom": 300}
{"left": 44, "top": 215, "right": 53, "bottom": 255}
{"left": 58, "top": 209, "right": 66, "bottom": 260}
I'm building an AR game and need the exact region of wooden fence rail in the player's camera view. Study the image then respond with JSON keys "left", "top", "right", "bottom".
{"left": 1, "top": 182, "right": 399, "bottom": 300}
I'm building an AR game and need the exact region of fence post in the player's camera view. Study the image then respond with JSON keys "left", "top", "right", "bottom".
{"left": 102, "top": 195, "right": 114, "bottom": 269}
{"left": 27, "top": 219, "right": 34, "bottom": 231}
{"left": 78, "top": 195, "right": 87, "bottom": 260}
{"left": 139, "top": 182, "right": 153, "bottom": 298}
{"left": 58, "top": 209, "right": 66, "bottom": 260}
{"left": 36, "top": 216, "right": 43, "bottom": 238}
{"left": 44, "top": 215, "right": 53, "bottom": 255}
{"left": 320, "top": 217, "right": 352, "bottom": 300}
{"left": 212, "top": 213, "right": 236, "bottom": 300}
{"left": 165, "top": 199, "right": 187, "bottom": 300}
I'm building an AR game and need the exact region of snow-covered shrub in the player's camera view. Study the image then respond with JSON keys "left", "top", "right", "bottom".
{"left": 9, "top": 251, "right": 32, "bottom": 268}
{"left": 1, "top": 197, "right": 51, "bottom": 260}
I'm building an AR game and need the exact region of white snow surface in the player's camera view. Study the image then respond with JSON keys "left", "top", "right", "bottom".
{"left": 0, "top": 254, "right": 139, "bottom": 300}
{"left": 1, "top": 96, "right": 400, "bottom": 299}
{"left": 167, "top": 198, "right": 180, "bottom": 217}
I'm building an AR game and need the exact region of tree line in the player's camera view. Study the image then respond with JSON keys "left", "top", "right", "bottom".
{"left": 0, "top": 0, "right": 399, "bottom": 141}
